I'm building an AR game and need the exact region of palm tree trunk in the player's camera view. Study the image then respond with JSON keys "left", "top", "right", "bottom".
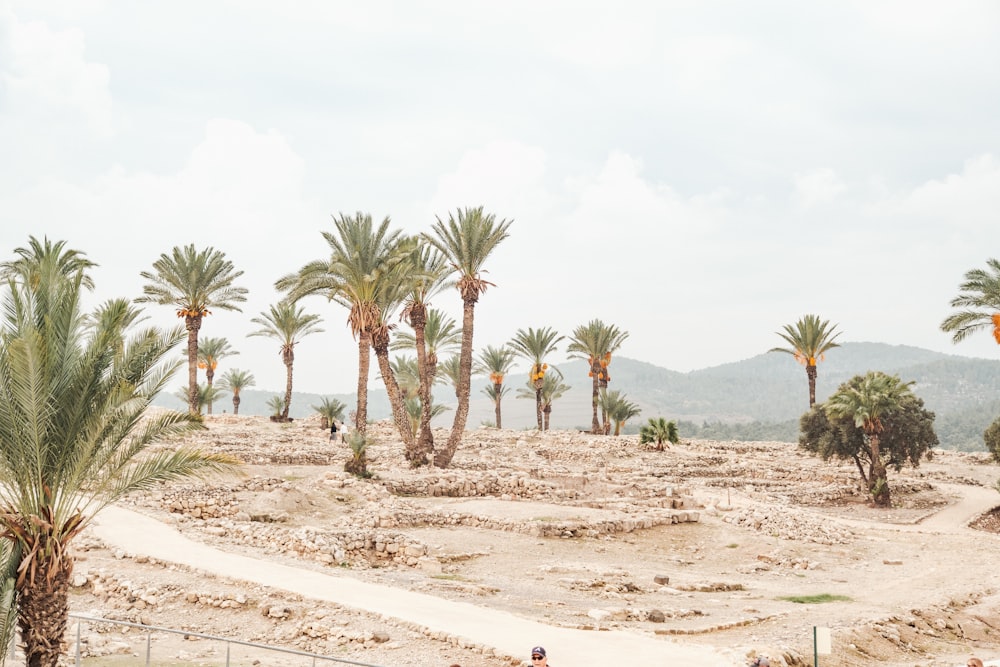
{"left": 18, "top": 556, "right": 71, "bottom": 667}
{"left": 868, "top": 434, "right": 891, "bottom": 507}
{"left": 281, "top": 349, "right": 294, "bottom": 420}
{"left": 356, "top": 333, "right": 371, "bottom": 435}
{"left": 589, "top": 359, "right": 601, "bottom": 434}
{"left": 372, "top": 337, "right": 418, "bottom": 459}
{"left": 806, "top": 364, "right": 818, "bottom": 407}
{"left": 494, "top": 382, "right": 503, "bottom": 428}
{"left": 205, "top": 366, "right": 215, "bottom": 415}
{"left": 436, "top": 298, "right": 475, "bottom": 467}
{"left": 543, "top": 405, "right": 551, "bottom": 431}
{"left": 412, "top": 308, "right": 435, "bottom": 461}
{"left": 185, "top": 315, "right": 201, "bottom": 414}
{"left": 232, "top": 393, "right": 241, "bottom": 415}
{"left": 534, "top": 379, "right": 543, "bottom": 430}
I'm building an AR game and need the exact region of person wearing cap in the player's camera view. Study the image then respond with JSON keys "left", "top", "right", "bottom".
{"left": 967, "top": 658, "right": 983, "bottom": 667}
{"left": 750, "top": 657, "right": 769, "bottom": 667}
{"left": 530, "top": 645, "right": 548, "bottom": 666}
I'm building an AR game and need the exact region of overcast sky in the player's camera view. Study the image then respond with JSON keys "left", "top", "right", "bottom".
{"left": 3, "top": 1, "right": 1000, "bottom": 397}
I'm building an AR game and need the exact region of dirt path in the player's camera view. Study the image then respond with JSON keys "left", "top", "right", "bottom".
{"left": 90, "top": 505, "right": 735, "bottom": 666}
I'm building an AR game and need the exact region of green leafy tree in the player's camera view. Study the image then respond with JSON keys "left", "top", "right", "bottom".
{"left": 508, "top": 327, "right": 564, "bottom": 430}
{"left": 601, "top": 389, "right": 641, "bottom": 436}
{"left": 640, "top": 417, "right": 679, "bottom": 451}
{"left": 196, "top": 337, "right": 238, "bottom": 415}
{"left": 248, "top": 301, "right": 324, "bottom": 421}
{"left": 941, "top": 258, "right": 1000, "bottom": 347}
{"left": 344, "top": 430, "right": 372, "bottom": 477}
{"left": 138, "top": 245, "right": 248, "bottom": 414}
{"left": 0, "top": 235, "right": 97, "bottom": 292}
{"left": 800, "top": 371, "right": 938, "bottom": 507}
{"left": 770, "top": 314, "right": 842, "bottom": 407}
{"left": 518, "top": 368, "right": 571, "bottom": 431}
{"left": 475, "top": 345, "right": 517, "bottom": 429}
{"left": 0, "top": 240, "right": 237, "bottom": 666}
{"left": 311, "top": 396, "right": 348, "bottom": 431}
{"left": 567, "top": 319, "right": 629, "bottom": 434}
{"left": 217, "top": 368, "right": 255, "bottom": 416}
{"left": 423, "top": 207, "right": 512, "bottom": 467}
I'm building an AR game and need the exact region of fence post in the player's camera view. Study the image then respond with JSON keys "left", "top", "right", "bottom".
{"left": 146, "top": 631, "right": 151, "bottom": 666}
{"left": 75, "top": 621, "right": 81, "bottom": 667}
{"left": 226, "top": 640, "right": 231, "bottom": 666}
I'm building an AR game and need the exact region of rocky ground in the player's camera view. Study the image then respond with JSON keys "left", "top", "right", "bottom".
{"left": 60, "top": 414, "right": 1000, "bottom": 666}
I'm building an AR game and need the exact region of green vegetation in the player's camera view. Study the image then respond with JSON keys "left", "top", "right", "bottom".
{"left": 770, "top": 314, "right": 842, "bottom": 407}
{"left": 639, "top": 417, "right": 679, "bottom": 450}
{"left": 778, "top": 593, "right": 852, "bottom": 604}
{"left": 799, "top": 371, "right": 938, "bottom": 507}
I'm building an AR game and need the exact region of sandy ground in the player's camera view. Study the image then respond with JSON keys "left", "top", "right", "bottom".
{"left": 60, "top": 417, "right": 1000, "bottom": 667}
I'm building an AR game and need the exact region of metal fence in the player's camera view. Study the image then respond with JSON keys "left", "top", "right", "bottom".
{"left": 67, "top": 613, "right": 386, "bottom": 667}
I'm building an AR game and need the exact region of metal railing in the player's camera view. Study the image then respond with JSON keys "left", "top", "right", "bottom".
{"left": 68, "top": 613, "right": 386, "bottom": 667}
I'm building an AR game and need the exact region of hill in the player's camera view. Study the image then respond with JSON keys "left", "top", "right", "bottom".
{"left": 154, "top": 342, "right": 1000, "bottom": 450}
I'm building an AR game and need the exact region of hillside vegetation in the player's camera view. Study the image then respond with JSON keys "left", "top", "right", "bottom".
{"left": 155, "top": 342, "right": 1000, "bottom": 451}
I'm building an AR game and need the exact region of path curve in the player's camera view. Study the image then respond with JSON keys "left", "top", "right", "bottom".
{"left": 90, "top": 505, "right": 733, "bottom": 667}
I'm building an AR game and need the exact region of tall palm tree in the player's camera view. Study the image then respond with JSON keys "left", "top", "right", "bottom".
{"left": 941, "top": 258, "right": 1000, "bottom": 347}
{"left": 392, "top": 307, "right": 462, "bottom": 386}
{"left": 770, "top": 314, "right": 842, "bottom": 407}
{"left": 516, "top": 369, "right": 571, "bottom": 430}
{"left": 567, "top": 319, "right": 629, "bottom": 434}
{"left": 174, "top": 382, "right": 225, "bottom": 415}
{"left": 217, "top": 368, "right": 255, "bottom": 415}
{"left": 397, "top": 244, "right": 451, "bottom": 463}
{"left": 475, "top": 344, "right": 517, "bottom": 429}
{"left": 423, "top": 206, "right": 513, "bottom": 467}
{"left": 508, "top": 326, "right": 564, "bottom": 430}
{"left": 0, "top": 242, "right": 237, "bottom": 667}
{"left": 137, "top": 245, "right": 248, "bottom": 414}
{"left": 0, "top": 235, "right": 97, "bottom": 293}
{"left": 276, "top": 213, "right": 409, "bottom": 439}
{"left": 600, "top": 389, "right": 641, "bottom": 436}
{"left": 824, "top": 371, "right": 913, "bottom": 508}
{"left": 480, "top": 383, "right": 510, "bottom": 427}
{"left": 196, "top": 337, "right": 238, "bottom": 415}
{"left": 248, "top": 301, "right": 324, "bottom": 421}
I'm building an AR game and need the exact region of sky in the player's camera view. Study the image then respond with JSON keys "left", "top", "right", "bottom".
{"left": 2, "top": 1, "right": 1000, "bottom": 397}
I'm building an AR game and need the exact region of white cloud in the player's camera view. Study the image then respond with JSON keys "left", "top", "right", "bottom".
{"left": 872, "top": 154, "right": 1000, "bottom": 230}
{"left": 793, "top": 168, "right": 847, "bottom": 208}
{"left": 0, "top": 6, "right": 112, "bottom": 135}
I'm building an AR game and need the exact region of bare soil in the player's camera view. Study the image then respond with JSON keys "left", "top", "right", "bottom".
{"left": 63, "top": 416, "right": 1000, "bottom": 667}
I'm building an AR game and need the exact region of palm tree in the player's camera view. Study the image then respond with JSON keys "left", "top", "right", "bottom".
{"left": 248, "top": 301, "right": 324, "bottom": 421}
{"left": 0, "top": 242, "right": 237, "bottom": 666}
{"left": 265, "top": 395, "right": 286, "bottom": 418}
{"left": 174, "top": 382, "right": 225, "bottom": 415}
{"left": 397, "top": 244, "right": 451, "bottom": 463}
{"left": 0, "top": 235, "right": 97, "bottom": 293}
{"left": 311, "top": 396, "right": 347, "bottom": 431}
{"left": 824, "top": 371, "right": 913, "bottom": 507}
{"left": 217, "top": 368, "right": 255, "bottom": 415}
{"left": 601, "top": 389, "right": 641, "bottom": 436}
{"left": 137, "top": 245, "right": 248, "bottom": 414}
{"left": 196, "top": 337, "right": 238, "bottom": 415}
{"left": 639, "top": 417, "right": 679, "bottom": 451}
{"left": 475, "top": 345, "right": 517, "bottom": 429}
{"left": 423, "top": 207, "right": 513, "bottom": 467}
{"left": 276, "top": 213, "right": 409, "bottom": 440}
{"left": 539, "top": 369, "right": 570, "bottom": 431}
{"left": 567, "top": 319, "right": 629, "bottom": 434}
{"left": 508, "top": 327, "right": 564, "bottom": 429}
{"left": 389, "top": 355, "right": 421, "bottom": 400}
{"left": 480, "top": 384, "right": 510, "bottom": 427}
{"left": 941, "top": 258, "right": 1000, "bottom": 347}
{"left": 770, "top": 314, "right": 842, "bottom": 407}
{"left": 437, "top": 355, "right": 462, "bottom": 397}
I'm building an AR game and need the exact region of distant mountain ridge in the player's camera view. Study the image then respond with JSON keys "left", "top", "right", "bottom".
{"left": 153, "top": 342, "right": 1000, "bottom": 450}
